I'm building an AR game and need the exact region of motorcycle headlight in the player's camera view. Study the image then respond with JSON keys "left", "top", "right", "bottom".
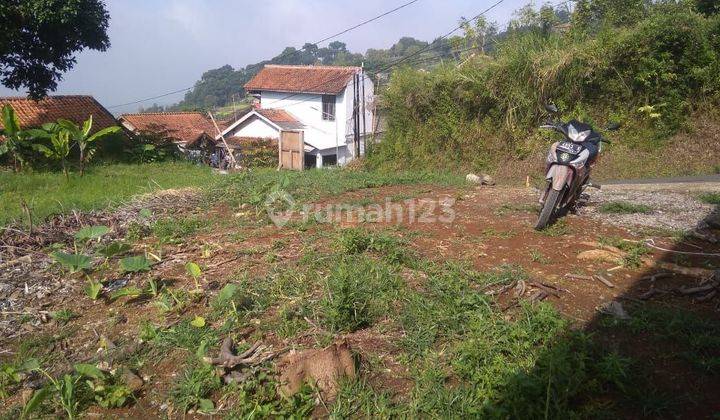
{"left": 558, "top": 152, "right": 574, "bottom": 163}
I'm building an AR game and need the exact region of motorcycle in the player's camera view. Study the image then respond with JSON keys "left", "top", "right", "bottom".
{"left": 535, "top": 104, "right": 618, "bottom": 230}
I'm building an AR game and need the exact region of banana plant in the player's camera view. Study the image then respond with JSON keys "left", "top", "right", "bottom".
{"left": 0, "top": 104, "right": 30, "bottom": 172}
{"left": 58, "top": 116, "right": 121, "bottom": 176}
{"left": 28, "top": 123, "right": 71, "bottom": 181}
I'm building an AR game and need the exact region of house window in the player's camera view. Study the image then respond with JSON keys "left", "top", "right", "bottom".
{"left": 323, "top": 154, "right": 337, "bottom": 166}
{"left": 322, "top": 95, "right": 336, "bottom": 121}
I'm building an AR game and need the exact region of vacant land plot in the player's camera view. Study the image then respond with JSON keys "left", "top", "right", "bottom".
{"left": 0, "top": 170, "right": 718, "bottom": 418}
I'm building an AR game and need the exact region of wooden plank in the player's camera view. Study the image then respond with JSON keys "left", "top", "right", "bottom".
{"left": 278, "top": 131, "right": 304, "bottom": 171}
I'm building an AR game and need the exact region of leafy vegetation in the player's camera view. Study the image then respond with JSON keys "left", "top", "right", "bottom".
{"left": 0, "top": 105, "right": 30, "bottom": 171}
{"left": 0, "top": 0, "right": 110, "bottom": 98}
{"left": 2, "top": 164, "right": 719, "bottom": 418}
{"left": 369, "top": 0, "right": 720, "bottom": 176}
{"left": 51, "top": 252, "right": 93, "bottom": 273}
{"left": 57, "top": 116, "right": 121, "bottom": 176}
{"left": 74, "top": 225, "right": 111, "bottom": 242}
{"left": 119, "top": 256, "right": 152, "bottom": 273}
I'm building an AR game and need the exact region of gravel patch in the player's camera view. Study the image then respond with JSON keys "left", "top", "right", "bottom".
{"left": 581, "top": 188, "right": 717, "bottom": 232}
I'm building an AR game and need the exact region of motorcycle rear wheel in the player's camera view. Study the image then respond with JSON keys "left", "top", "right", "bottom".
{"left": 535, "top": 188, "right": 562, "bottom": 230}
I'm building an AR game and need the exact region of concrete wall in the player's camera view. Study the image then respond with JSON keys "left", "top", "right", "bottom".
{"left": 259, "top": 71, "right": 375, "bottom": 166}
{"left": 261, "top": 92, "right": 338, "bottom": 152}
{"left": 227, "top": 116, "right": 279, "bottom": 139}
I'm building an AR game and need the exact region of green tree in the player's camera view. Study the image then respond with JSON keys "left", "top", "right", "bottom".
{"left": 0, "top": 0, "right": 111, "bottom": 98}
{"left": 58, "top": 116, "right": 120, "bottom": 176}
{"left": 28, "top": 123, "right": 71, "bottom": 181}
{"left": 0, "top": 104, "right": 29, "bottom": 171}
{"left": 573, "top": 0, "right": 648, "bottom": 30}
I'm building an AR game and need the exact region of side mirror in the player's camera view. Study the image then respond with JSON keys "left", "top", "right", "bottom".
{"left": 606, "top": 122, "right": 621, "bottom": 131}
{"left": 544, "top": 104, "right": 558, "bottom": 114}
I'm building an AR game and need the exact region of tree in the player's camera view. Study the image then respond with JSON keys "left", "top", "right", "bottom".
{"left": 573, "top": 0, "right": 648, "bottom": 30}
{"left": 0, "top": 0, "right": 111, "bottom": 99}
{"left": 28, "top": 123, "right": 71, "bottom": 181}
{"left": 58, "top": 116, "right": 120, "bottom": 176}
{"left": 0, "top": 104, "right": 30, "bottom": 171}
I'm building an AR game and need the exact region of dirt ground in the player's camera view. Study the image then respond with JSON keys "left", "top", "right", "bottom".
{"left": 1, "top": 181, "right": 719, "bottom": 417}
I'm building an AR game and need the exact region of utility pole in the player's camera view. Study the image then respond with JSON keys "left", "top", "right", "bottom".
{"left": 361, "top": 68, "right": 367, "bottom": 156}
{"left": 353, "top": 73, "right": 361, "bottom": 158}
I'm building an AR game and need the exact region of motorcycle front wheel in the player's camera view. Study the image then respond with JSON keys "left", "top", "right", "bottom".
{"left": 535, "top": 187, "right": 563, "bottom": 230}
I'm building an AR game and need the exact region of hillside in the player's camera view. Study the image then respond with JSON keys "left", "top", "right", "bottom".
{"left": 368, "top": 0, "right": 720, "bottom": 180}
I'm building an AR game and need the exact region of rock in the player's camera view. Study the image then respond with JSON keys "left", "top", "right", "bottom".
{"left": 119, "top": 368, "right": 144, "bottom": 392}
{"left": 466, "top": 173, "right": 482, "bottom": 184}
{"left": 467, "top": 173, "right": 496, "bottom": 186}
{"left": 277, "top": 340, "right": 356, "bottom": 401}
{"left": 577, "top": 249, "right": 622, "bottom": 264}
{"left": 598, "top": 301, "right": 630, "bottom": 320}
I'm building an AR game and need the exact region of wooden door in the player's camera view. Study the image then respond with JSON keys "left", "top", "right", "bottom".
{"left": 279, "top": 131, "right": 304, "bottom": 171}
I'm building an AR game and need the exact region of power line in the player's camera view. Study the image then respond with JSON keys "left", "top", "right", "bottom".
{"left": 107, "top": 0, "right": 421, "bottom": 110}
{"left": 267, "top": 0, "right": 576, "bottom": 113}
{"left": 263, "top": 0, "right": 509, "bottom": 109}
{"left": 371, "top": 0, "right": 506, "bottom": 74}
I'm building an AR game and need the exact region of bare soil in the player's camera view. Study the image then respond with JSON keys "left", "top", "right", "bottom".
{"left": 1, "top": 182, "right": 719, "bottom": 417}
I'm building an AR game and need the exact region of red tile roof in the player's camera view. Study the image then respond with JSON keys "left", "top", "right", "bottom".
{"left": 119, "top": 112, "right": 218, "bottom": 146}
{"left": 256, "top": 108, "right": 303, "bottom": 130}
{"left": 245, "top": 65, "right": 360, "bottom": 95}
{"left": 0, "top": 95, "right": 117, "bottom": 133}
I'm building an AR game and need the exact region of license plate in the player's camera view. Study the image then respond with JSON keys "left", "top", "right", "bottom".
{"left": 557, "top": 142, "right": 583, "bottom": 155}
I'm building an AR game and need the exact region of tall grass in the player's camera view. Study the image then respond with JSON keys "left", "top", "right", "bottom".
{"left": 369, "top": 5, "right": 720, "bottom": 173}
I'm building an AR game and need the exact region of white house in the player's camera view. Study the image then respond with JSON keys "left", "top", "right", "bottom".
{"left": 217, "top": 65, "right": 375, "bottom": 168}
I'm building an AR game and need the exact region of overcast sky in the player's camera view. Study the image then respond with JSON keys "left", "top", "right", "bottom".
{"left": 0, "top": 0, "right": 530, "bottom": 115}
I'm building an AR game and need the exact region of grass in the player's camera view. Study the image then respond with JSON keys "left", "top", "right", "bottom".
{"left": 530, "top": 249, "right": 550, "bottom": 264}
{"left": 537, "top": 219, "right": 570, "bottom": 236}
{"left": 599, "top": 201, "right": 653, "bottom": 214}
{"left": 211, "top": 168, "right": 465, "bottom": 209}
{"left": 170, "top": 358, "right": 221, "bottom": 412}
{"left": 0, "top": 162, "right": 217, "bottom": 226}
{"left": 321, "top": 256, "right": 402, "bottom": 332}
{"left": 4, "top": 166, "right": 718, "bottom": 418}
{"left": 151, "top": 216, "right": 209, "bottom": 244}
{"left": 698, "top": 192, "right": 720, "bottom": 205}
